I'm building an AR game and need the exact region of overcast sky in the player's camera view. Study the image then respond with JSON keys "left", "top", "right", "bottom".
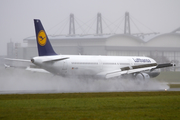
{"left": 0, "top": 0, "right": 180, "bottom": 56}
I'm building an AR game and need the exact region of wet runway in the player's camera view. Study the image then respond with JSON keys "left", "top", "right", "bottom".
{"left": 1, "top": 88, "right": 180, "bottom": 94}
{"left": 0, "top": 67, "right": 180, "bottom": 94}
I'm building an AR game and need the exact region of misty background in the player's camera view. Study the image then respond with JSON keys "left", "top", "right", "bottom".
{"left": 0, "top": 0, "right": 180, "bottom": 56}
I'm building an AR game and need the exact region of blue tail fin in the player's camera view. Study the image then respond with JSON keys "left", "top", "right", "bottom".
{"left": 34, "top": 19, "right": 57, "bottom": 56}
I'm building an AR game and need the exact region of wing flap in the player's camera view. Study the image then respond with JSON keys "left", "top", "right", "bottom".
{"left": 127, "top": 66, "right": 156, "bottom": 74}
{"left": 105, "top": 70, "right": 123, "bottom": 79}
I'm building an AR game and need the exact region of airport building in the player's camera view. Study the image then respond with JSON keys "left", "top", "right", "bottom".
{"left": 7, "top": 13, "right": 180, "bottom": 70}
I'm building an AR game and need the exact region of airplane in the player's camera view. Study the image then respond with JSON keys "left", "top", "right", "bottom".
{"left": 5, "top": 19, "right": 175, "bottom": 80}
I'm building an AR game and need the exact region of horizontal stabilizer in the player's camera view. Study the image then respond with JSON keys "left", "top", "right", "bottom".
{"left": 4, "top": 64, "right": 10, "bottom": 68}
{"left": 4, "top": 63, "right": 49, "bottom": 73}
{"left": 42, "top": 57, "right": 69, "bottom": 63}
{"left": 4, "top": 58, "right": 31, "bottom": 62}
{"left": 26, "top": 67, "right": 50, "bottom": 73}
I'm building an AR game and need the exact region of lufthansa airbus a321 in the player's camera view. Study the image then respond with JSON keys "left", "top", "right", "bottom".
{"left": 5, "top": 19, "right": 175, "bottom": 80}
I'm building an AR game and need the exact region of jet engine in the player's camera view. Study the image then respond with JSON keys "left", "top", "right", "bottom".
{"left": 134, "top": 69, "right": 161, "bottom": 80}
{"left": 135, "top": 72, "right": 150, "bottom": 80}
{"left": 148, "top": 69, "right": 161, "bottom": 78}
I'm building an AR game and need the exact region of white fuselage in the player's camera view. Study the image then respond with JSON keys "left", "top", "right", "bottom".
{"left": 32, "top": 55, "right": 156, "bottom": 78}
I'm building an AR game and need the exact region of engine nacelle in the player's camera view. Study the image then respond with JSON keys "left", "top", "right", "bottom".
{"left": 148, "top": 69, "right": 161, "bottom": 78}
{"left": 135, "top": 72, "right": 150, "bottom": 80}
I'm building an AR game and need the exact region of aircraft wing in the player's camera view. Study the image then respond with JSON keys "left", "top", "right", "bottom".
{"left": 97, "top": 63, "right": 156, "bottom": 79}
{"left": 98, "top": 63, "right": 175, "bottom": 79}
{"left": 155, "top": 63, "right": 175, "bottom": 69}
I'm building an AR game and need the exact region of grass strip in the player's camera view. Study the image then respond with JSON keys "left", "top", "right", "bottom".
{"left": 0, "top": 91, "right": 180, "bottom": 120}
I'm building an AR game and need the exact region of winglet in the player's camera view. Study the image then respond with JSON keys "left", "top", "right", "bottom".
{"left": 34, "top": 19, "right": 57, "bottom": 56}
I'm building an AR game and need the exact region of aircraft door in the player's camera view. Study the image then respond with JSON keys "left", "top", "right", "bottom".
{"left": 62, "top": 61, "right": 67, "bottom": 70}
{"left": 62, "top": 60, "right": 68, "bottom": 74}
{"left": 128, "top": 58, "right": 134, "bottom": 66}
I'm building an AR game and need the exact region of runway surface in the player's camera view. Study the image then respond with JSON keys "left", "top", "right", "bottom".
{"left": 1, "top": 88, "right": 180, "bottom": 94}
{"left": 0, "top": 67, "right": 180, "bottom": 94}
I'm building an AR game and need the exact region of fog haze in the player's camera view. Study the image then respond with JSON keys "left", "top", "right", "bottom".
{"left": 0, "top": 0, "right": 180, "bottom": 55}
{"left": 0, "top": 67, "right": 169, "bottom": 94}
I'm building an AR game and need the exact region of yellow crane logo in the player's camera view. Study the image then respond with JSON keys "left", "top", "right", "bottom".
{"left": 38, "top": 30, "right": 47, "bottom": 46}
